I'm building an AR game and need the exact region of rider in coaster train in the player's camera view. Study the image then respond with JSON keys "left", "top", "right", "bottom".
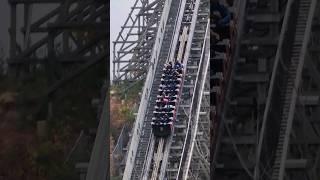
{"left": 212, "top": 2, "right": 231, "bottom": 27}
{"left": 154, "top": 60, "right": 182, "bottom": 123}
{"left": 211, "top": 1, "right": 231, "bottom": 41}
{"left": 174, "top": 60, "right": 183, "bottom": 69}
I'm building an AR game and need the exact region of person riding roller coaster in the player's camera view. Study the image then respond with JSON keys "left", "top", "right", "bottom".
{"left": 152, "top": 60, "right": 184, "bottom": 137}
{"left": 211, "top": 2, "right": 231, "bottom": 41}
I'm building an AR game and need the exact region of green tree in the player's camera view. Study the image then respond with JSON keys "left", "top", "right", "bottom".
{"left": 120, "top": 105, "right": 135, "bottom": 123}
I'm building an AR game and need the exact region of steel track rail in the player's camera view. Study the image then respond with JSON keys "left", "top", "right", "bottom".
{"left": 183, "top": 19, "right": 210, "bottom": 180}
{"left": 122, "top": 0, "right": 174, "bottom": 178}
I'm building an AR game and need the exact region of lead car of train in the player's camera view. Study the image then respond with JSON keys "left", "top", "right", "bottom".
{"left": 151, "top": 61, "right": 184, "bottom": 137}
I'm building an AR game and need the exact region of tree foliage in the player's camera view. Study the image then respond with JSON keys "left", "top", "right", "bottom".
{"left": 112, "top": 80, "right": 144, "bottom": 101}
{"left": 119, "top": 105, "right": 135, "bottom": 123}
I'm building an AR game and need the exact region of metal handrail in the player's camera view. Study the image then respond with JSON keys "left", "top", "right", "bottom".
{"left": 122, "top": 0, "right": 174, "bottom": 178}
{"left": 254, "top": 0, "right": 295, "bottom": 178}
{"left": 175, "top": 6, "right": 209, "bottom": 176}
{"left": 141, "top": 132, "right": 154, "bottom": 180}
{"left": 140, "top": 0, "right": 185, "bottom": 175}
{"left": 183, "top": 20, "right": 210, "bottom": 180}
{"left": 112, "top": 124, "right": 127, "bottom": 155}
{"left": 255, "top": 0, "right": 318, "bottom": 179}
{"left": 277, "top": 0, "right": 317, "bottom": 179}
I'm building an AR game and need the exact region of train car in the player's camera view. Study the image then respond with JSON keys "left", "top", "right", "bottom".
{"left": 151, "top": 26, "right": 188, "bottom": 137}
{"left": 151, "top": 121, "right": 173, "bottom": 137}
{"left": 152, "top": 60, "right": 184, "bottom": 137}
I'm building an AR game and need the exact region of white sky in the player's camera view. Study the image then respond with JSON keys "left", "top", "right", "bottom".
{"left": 110, "top": 0, "right": 136, "bottom": 81}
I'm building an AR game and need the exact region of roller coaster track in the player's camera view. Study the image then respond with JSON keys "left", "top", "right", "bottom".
{"left": 256, "top": 0, "right": 317, "bottom": 179}
{"left": 209, "top": 0, "right": 319, "bottom": 179}
{"left": 121, "top": 0, "right": 209, "bottom": 179}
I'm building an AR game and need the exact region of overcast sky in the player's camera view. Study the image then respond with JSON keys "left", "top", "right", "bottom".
{"left": 110, "top": 0, "right": 135, "bottom": 81}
